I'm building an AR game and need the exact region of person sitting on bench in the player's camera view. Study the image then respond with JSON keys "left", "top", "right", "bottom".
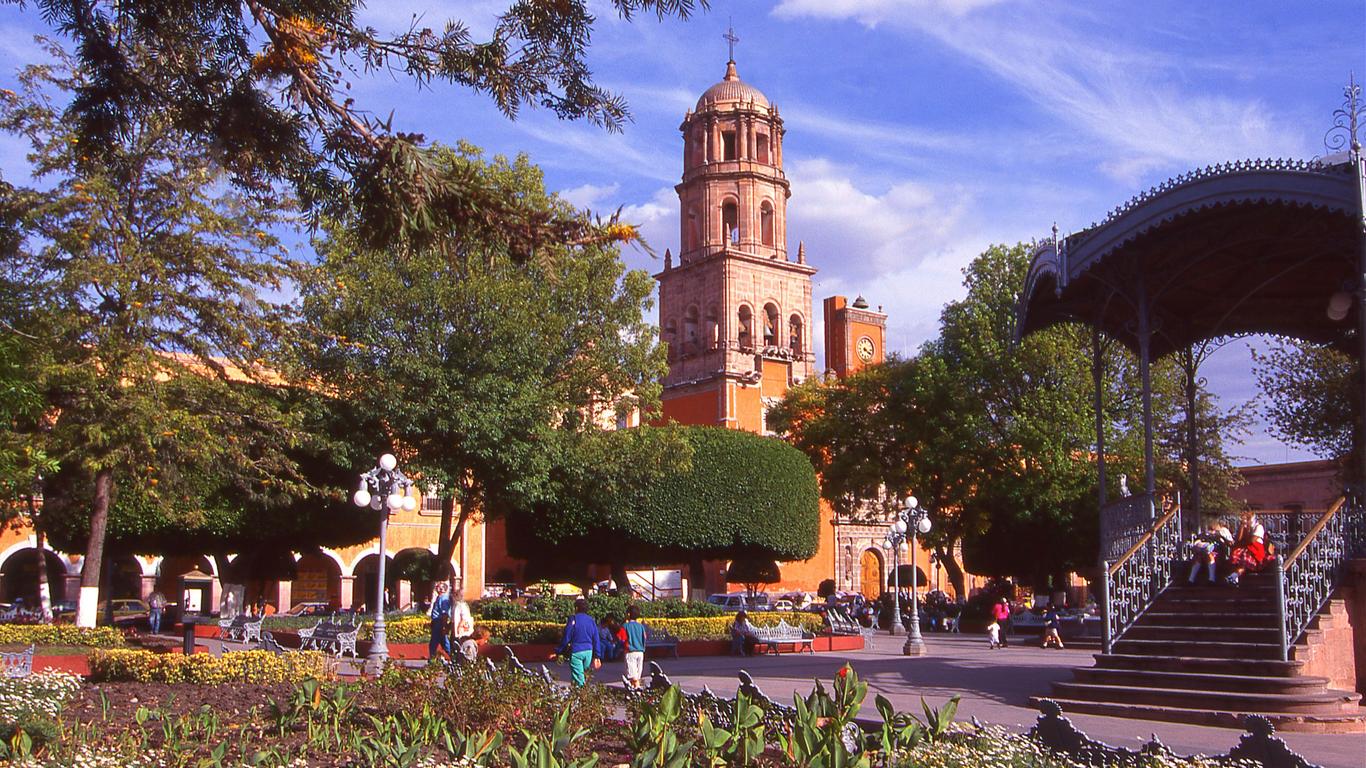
{"left": 730, "top": 610, "right": 758, "bottom": 657}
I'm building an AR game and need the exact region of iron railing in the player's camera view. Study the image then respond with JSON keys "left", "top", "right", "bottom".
{"left": 1278, "top": 495, "right": 1366, "bottom": 660}
{"left": 1099, "top": 492, "right": 1155, "bottom": 563}
{"left": 1101, "top": 498, "right": 1181, "bottom": 654}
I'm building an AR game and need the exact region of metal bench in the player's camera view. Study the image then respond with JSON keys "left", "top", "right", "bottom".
{"left": 300, "top": 616, "right": 360, "bottom": 658}
{"left": 751, "top": 619, "right": 815, "bottom": 655}
{"left": 643, "top": 625, "right": 679, "bottom": 658}
{"left": 1, "top": 645, "right": 34, "bottom": 678}
{"left": 218, "top": 614, "right": 263, "bottom": 643}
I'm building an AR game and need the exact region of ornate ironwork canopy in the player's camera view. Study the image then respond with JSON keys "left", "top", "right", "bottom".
{"left": 1018, "top": 156, "right": 1361, "bottom": 359}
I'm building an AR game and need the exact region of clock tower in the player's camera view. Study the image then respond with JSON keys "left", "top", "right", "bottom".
{"left": 656, "top": 55, "right": 816, "bottom": 432}
{"left": 823, "top": 295, "right": 887, "bottom": 377}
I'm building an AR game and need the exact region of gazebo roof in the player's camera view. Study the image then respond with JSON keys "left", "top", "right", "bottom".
{"left": 1018, "top": 156, "right": 1362, "bottom": 358}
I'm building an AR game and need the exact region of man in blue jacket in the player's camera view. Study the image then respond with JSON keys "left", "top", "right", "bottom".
{"left": 428, "top": 582, "right": 452, "bottom": 660}
{"left": 551, "top": 597, "right": 602, "bottom": 686}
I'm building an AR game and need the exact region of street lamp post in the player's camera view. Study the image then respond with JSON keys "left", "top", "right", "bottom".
{"left": 891, "top": 495, "right": 931, "bottom": 656}
{"left": 883, "top": 518, "right": 908, "bottom": 636}
{"left": 351, "top": 453, "right": 416, "bottom": 666}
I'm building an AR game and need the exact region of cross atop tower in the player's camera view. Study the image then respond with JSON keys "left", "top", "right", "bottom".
{"left": 723, "top": 21, "right": 739, "bottom": 63}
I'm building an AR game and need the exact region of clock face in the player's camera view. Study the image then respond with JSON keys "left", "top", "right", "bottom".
{"left": 856, "top": 336, "right": 876, "bottom": 363}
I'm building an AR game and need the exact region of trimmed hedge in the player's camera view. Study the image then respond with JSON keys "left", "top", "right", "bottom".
{"left": 0, "top": 625, "right": 125, "bottom": 648}
{"left": 510, "top": 425, "right": 821, "bottom": 563}
{"left": 476, "top": 595, "right": 722, "bottom": 623}
{"left": 88, "top": 649, "right": 332, "bottom": 683}
{"left": 384, "top": 612, "right": 826, "bottom": 645}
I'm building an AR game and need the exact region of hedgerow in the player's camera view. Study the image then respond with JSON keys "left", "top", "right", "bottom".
{"left": 0, "top": 625, "right": 124, "bottom": 648}
{"left": 88, "top": 649, "right": 332, "bottom": 683}
{"left": 384, "top": 612, "right": 825, "bottom": 644}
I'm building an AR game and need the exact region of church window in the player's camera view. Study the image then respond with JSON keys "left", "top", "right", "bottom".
{"left": 789, "top": 314, "right": 804, "bottom": 354}
{"left": 687, "top": 208, "right": 699, "bottom": 251}
{"left": 705, "top": 306, "right": 719, "bottom": 349}
{"left": 722, "top": 130, "right": 737, "bottom": 161}
{"left": 684, "top": 306, "right": 699, "bottom": 352}
{"left": 737, "top": 305, "right": 752, "bottom": 347}
{"left": 763, "top": 303, "right": 780, "bottom": 346}
{"left": 756, "top": 133, "right": 769, "bottom": 163}
{"left": 664, "top": 320, "right": 677, "bottom": 361}
{"left": 760, "top": 201, "right": 774, "bottom": 246}
{"left": 722, "top": 201, "right": 739, "bottom": 243}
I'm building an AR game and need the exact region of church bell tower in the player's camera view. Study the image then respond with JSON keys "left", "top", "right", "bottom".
{"left": 656, "top": 52, "right": 816, "bottom": 432}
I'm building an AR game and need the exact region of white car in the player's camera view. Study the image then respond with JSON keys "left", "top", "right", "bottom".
{"left": 773, "top": 599, "right": 794, "bottom": 612}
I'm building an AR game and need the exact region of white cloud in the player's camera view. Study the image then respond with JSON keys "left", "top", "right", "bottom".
{"left": 773, "top": 0, "right": 1009, "bottom": 26}
{"left": 558, "top": 181, "right": 621, "bottom": 209}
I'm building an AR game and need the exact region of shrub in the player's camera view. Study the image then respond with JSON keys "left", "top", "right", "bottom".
{"left": 385, "top": 612, "right": 825, "bottom": 644}
{"left": 88, "top": 649, "right": 332, "bottom": 683}
{"left": 0, "top": 624, "right": 124, "bottom": 648}
{"left": 476, "top": 595, "right": 722, "bottom": 623}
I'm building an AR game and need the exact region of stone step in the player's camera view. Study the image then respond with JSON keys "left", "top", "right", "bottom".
{"left": 1112, "top": 638, "right": 1285, "bottom": 660}
{"left": 1093, "top": 653, "right": 1305, "bottom": 677}
{"left": 1073, "top": 667, "right": 1330, "bottom": 695}
{"left": 1051, "top": 682, "right": 1361, "bottom": 715}
{"left": 1136, "top": 611, "right": 1280, "bottom": 628}
{"left": 1149, "top": 597, "right": 1278, "bottom": 614}
{"left": 1030, "top": 697, "right": 1366, "bottom": 733}
{"left": 1123, "top": 624, "right": 1281, "bottom": 643}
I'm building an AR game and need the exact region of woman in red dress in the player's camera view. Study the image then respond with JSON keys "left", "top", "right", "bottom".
{"left": 1226, "top": 511, "right": 1267, "bottom": 586}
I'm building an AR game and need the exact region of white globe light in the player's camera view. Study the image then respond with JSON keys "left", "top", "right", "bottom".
{"left": 893, "top": 519, "right": 908, "bottom": 534}
{"left": 1328, "top": 303, "right": 1349, "bottom": 321}
{"left": 369, "top": 498, "right": 382, "bottom": 511}
{"left": 1329, "top": 291, "right": 1353, "bottom": 314}
{"left": 402, "top": 495, "right": 417, "bottom": 512}
{"left": 379, "top": 453, "right": 398, "bottom": 471}
{"left": 386, "top": 493, "right": 404, "bottom": 510}
{"left": 352, "top": 489, "right": 372, "bottom": 508}
{"left": 917, "top": 516, "right": 932, "bottom": 534}
{"left": 905, "top": 496, "right": 918, "bottom": 510}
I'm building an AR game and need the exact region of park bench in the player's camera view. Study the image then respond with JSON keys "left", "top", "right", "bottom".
{"left": 218, "top": 614, "right": 263, "bottom": 644}
{"left": 259, "top": 631, "right": 289, "bottom": 655}
{"left": 642, "top": 625, "right": 679, "bottom": 658}
{"left": 300, "top": 615, "right": 360, "bottom": 658}
{"left": 1, "top": 644, "right": 34, "bottom": 678}
{"left": 751, "top": 619, "right": 815, "bottom": 655}
{"left": 822, "top": 606, "right": 861, "bottom": 636}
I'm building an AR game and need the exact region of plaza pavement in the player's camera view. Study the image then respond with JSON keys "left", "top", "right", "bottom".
{"left": 552, "top": 633, "right": 1366, "bottom": 768}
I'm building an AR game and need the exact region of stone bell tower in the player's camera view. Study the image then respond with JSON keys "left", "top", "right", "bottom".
{"left": 656, "top": 54, "right": 816, "bottom": 433}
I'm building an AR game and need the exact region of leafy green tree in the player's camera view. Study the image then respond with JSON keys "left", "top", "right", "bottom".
{"left": 1251, "top": 337, "right": 1356, "bottom": 475}
{"left": 506, "top": 426, "right": 821, "bottom": 590}
{"left": 299, "top": 144, "right": 668, "bottom": 577}
{"left": 0, "top": 49, "right": 309, "bottom": 626}
{"left": 16, "top": 0, "right": 706, "bottom": 253}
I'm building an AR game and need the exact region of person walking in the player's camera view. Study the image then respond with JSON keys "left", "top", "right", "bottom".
{"left": 551, "top": 598, "right": 602, "bottom": 687}
{"left": 450, "top": 579, "right": 476, "bottom": 661}
{"left": 148, "top": 591, "right": 167, "bottom": 634}
{"left": 992, "top": 598, "right": 1012, "bottom": 648}
{"left": 619, "top": 605, "right": 647, "bottom": 689}
{"left": 1041, "top": 602, "right": 1064, "bottom": 649}
{"left": 427, "top": 582, "right": 453, "bottom": 660}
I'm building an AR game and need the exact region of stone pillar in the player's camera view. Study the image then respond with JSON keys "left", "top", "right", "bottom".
{"left": 209, "top": 578, "right": 221, "bottom": 616}
{"left": 274, "top": 580, "right": 292, "bottom": 613}
{"left": 339, "top": 575, "right": 356, "bottom": 611}
{"left": 65, "top": 574, "right": 82, "bottom": 603}
{"left": 140, "top": 575, "right": 157, "bottom": 601}
{"left": 397, "top": 580, "right": 412, "bottom": 611}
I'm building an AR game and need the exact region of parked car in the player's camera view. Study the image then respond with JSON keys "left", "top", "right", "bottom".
{"left": 706, "top": 592, "right": 771, "bottom": 611}
{"left": 97, "top": 598, "right": 150, "bottom": 627}
{"left": 285, "top": 602, "right": 333, "bottom": 617}
{"left": 772, "top": 599, "right": 794, "bottom": 612}
{"left": 51, "top": 600, "right": 79, "bottom": 623}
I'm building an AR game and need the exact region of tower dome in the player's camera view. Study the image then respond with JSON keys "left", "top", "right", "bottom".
{"left": 696, "top": 61, "right": 770, "bottom": 110}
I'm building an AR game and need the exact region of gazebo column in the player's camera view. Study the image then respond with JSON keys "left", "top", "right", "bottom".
{"left": 1136, "top": 277, "right": 1156, "bottom": 501}
{"left": 1092, "top": 325, "right": 1107, "bottom": 540}
{"left": 1356, "top": 145, "right": 1366, "bottom": 494}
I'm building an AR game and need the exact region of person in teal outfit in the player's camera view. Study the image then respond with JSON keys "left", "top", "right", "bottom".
{"left": 551, "top": 598, "right": 602, "bottom": 686}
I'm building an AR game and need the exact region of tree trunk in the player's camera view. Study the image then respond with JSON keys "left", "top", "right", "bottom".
{"left": 28, "top": 494, "right": 52, "bottom": 622}
{"left": 214, "top": 553, "right": 242, "bottom": 619}
{"left": 436, "top": 494, "right": 474, "bottom": 583}
{"left": 934, "top": 544, "right": 967, "bottom": 600}
{"left": 610, "top": 562, "right": 631, "bottom": 597}
{"left": 77, "top": 468, "right": 113, "bottom": 628}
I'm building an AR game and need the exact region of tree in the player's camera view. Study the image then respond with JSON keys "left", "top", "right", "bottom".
{"left": 726, "top": 557, "right": 779, "bottom": 598}
{"left": 506, "top": 426, "right": 822, "bottom": 588}
{"left": 1251, "top": 337, "right": 1356, "bottom": 476}
{"left": 0, "top": 49, "right": 309, "bottom": 626}
{"left": 15, "top": 1, "right": 706, "bottom": 253}
{"left": 299, "top": 144, "right": 668, "bottom": 578}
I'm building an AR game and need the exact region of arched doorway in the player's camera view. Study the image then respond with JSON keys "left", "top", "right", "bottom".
{"left": 351, "top": 553, "right": 396, "bottom": 614}
{"left": 859, "top": 549, "right": 884, "bottom": 600}
{"left": 0, "top": 548, "right": 68, "bottom": 605}
{"left": 293, "top": 552, "right": 342, "bottom": 609}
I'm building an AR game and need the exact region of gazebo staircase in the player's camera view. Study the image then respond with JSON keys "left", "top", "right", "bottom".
{"left": 1035, "top": 497, "right": 1366, "bottom": 733}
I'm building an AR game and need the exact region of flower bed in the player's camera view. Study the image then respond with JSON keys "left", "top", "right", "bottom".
{"left": 0, "top": 624, "right": 124, "bottom": 648}
{"left": 87, "top": 648, "right": 333, "bottom": 684}
{"left": 383, "top": 611, "right": 826, "bottom": 644}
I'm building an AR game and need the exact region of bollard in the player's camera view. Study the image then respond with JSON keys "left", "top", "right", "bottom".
{"left": 182, "top": 616, "right": 196, "bottom": 656}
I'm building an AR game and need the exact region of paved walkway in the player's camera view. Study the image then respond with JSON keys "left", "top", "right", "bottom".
{"left": 552, "top": 634, "right": 1366, "bottom": 768}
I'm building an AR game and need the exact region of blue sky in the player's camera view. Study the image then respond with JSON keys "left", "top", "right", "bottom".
{"left": 1, "top": 0, "right": 1362, "bottom": 463}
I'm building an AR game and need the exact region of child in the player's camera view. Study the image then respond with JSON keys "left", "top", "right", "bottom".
{"left": 1041, "top": 603, "right": 1064, "bottom": 649}
{"left": 1188, "top": 522, "right": 1233, "bottom": 585}
{"left": 619, "top": 605, "right": 647, "bottom": 689}
{"left": 986, "top": 618, "right": 1001, "bottom": 649}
